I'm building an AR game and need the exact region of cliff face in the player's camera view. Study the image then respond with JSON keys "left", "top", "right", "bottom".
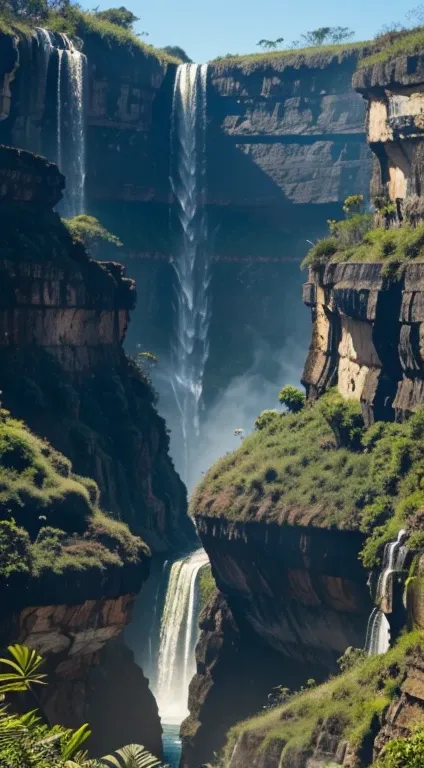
{"left": 0, "top": 144, "right": 195, "bottom": 553}
{"left": 207, "top": 52, "right": 371, "bottom": 207}
{"left": 181, "top": 516, "right": 372, "bottom": 767}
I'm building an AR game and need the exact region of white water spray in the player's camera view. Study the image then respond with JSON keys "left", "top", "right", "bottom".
{"left": 156, "top": 548, "right": 209, "bottom": 722}
{"left": 170, "top": 63, "right": 209, "bottom": 487}
{"left": 365, "top": 529, "right": 407, "bottom": 655}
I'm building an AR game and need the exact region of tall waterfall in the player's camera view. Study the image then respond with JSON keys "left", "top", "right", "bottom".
{"left": 170, "top": 64, "right": 210, "bottom": 487}
{"left": 33, "top": 29, "right": 86, "bottom": 217}
{"left": 365, "top": 529, "right": 407, "bottom": 655}
{"left": 156, "top": 548, "right": 209, "bottom": 722}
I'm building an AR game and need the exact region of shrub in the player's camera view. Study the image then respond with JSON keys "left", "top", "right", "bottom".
{"left": 0, "top": 519, "right": 32, "bottom": 582}
{"left": 64, "top": 214, "right": 122, "bottom": 259}
{"left": 302, "top": 237, "right": 338, "bottom": 267}
{"left": 375, "top": 728, "right": 424, "bottom": 767}
{"left": 278, "top": 386, "right": 306, "bottom": 413}
{"left": 319, "top": 391, "right": 363, "bottom": 450}
{"left": 255, "top": 409, "right": 281, "bottom": 431}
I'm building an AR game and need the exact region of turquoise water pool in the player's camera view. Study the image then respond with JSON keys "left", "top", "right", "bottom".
{"left": 162, "top": 723, "right": 182, "bottom": 768}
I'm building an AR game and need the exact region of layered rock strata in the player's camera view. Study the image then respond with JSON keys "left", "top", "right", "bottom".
{"left": 181, "top": 517, "right": 372, "bottom": 767}
{"left": 0, "top": 144, "right": 195, "bottom": 552}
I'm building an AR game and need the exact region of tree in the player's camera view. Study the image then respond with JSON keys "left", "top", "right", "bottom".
{"left": 300, "top": 26, "right": 354, "bottom": 46}
{"left": 278, "top": 386, "right": 305, "bottom": 414}
{"left": 343, "top": 194, "right": 364, "bottom": 215}
{"left": 162, "top": 45, "right": 192, "bottom": 62}
{"left": 257, "top": 37, "right": 284, "bottom": 50}
{"left": 95, "top": 5, "right": 138, "bottom": 29}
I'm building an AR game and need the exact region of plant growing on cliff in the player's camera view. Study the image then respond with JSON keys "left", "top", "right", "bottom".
{"left": 375, "top": 727, "right": 424, "bottom": 767}
{"left": 64, "top": 215, "right": 122, "bottom": 259}
{"left": 94, "top": 6, "right": 139, "bottom": 30}
{"left": 299, "top": 26, "right": 354, "bottom": 46}
{"left": 278, "top": 386, "right": 305, "bottom": 414}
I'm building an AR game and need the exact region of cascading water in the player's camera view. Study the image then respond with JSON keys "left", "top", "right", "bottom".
{"left": 156, "top": 548, "right": 209, "bottom": 722}
{"left": 31, "top": 29, "right": 86, "bottom": 217}
{"left": 169, "top": 63, "right": 209, "bottom": 488}
{"left": 365, "top": 529, "right": 407, "bottom": 655}
{"left": 56, "top": 34, "right": 87, "bottom": 217}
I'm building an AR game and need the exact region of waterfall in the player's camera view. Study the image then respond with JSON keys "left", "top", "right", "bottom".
{"left": 170, "top": 63, "right": 209, "bottom": 488}
{"left": 32, "top": 29, "right": 86, "bottom": 217}
{"left": 57, "top": 34, "right": 87, "bottom": 217}
{"left": 365, "top": 529, "right": 407, "bottom": 655}
{"left": 156, "top": 548, "right": 209, "bottom": 722}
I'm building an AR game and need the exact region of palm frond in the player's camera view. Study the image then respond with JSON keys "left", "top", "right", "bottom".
{"left": 0, "top": 645, "right": 47, "bottom": 693}
{"left": 100, "top": 743, "right": 163, "bottom": 768}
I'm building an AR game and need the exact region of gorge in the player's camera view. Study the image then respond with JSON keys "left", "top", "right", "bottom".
{"left": 2, "top": 11, "right": 424, "bottom": 768}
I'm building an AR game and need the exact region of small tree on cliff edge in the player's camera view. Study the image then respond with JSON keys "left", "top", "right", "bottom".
{"left": 278, "top": 386, "right": 305, "bottom": 414}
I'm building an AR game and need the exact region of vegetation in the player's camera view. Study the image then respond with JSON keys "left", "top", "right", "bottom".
{"left": 198, "top": 564, "right": 217, "bottom": 609}
{"left": 0, "top": 0, "right": 180, "bottom": 64}
{"left": 375, "top": 728, "right": 424, "bottom": 767}
{"left": 0, "top": 644, "right": 163, "bottom": 768}
{"left": 225, "top": 631, "right": 424, "bottom": 767}
{"left": 278, "top": 386, "right": 305, "bottom": 414}
{"left": 359, "top": 24, "right": 424, "bottom": 68}
{"left": 192, "top": 390, "right": 424, "bottom": 567}
{"left": 64, "top": 215, "right": 122, "bottom": 259}
{"left": 0, "top": 409, "right": 148, "bottom": 591}
{"left": 162, "top": 44, "right": 192, "bottom": 62}
{"left": 211, "top": 40, "right": 367, "bottom": 71}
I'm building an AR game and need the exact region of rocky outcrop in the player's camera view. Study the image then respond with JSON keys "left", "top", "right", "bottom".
{"left": 353, "top": 53, "right": 424, "bottom": 213}
{"left": 0, "top": 144, "right": 195, "bottom": 552}
{"left": 0, "top": 597, "right": 163, "bottom": 758}
{"left": 181, "top": 517, "right": 372, "bottom": 766}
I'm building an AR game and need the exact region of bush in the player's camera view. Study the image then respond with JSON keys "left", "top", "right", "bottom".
{"left": 319, "top": 390, "right": 363, "bottom": 450}
{"left": 375, "top": 728, "right": 424, "bottom": 767}
{"left": 64, "top": 215, "right": 122, "bottom": 259}
{"left": 302, "top": 237, "right": 338, "bottom": 267}
{"left": 255, "top": 409, "right": 281, "bottom": 431}
{"left": 278, "top": 386, "right": 305, "bottom": 413}
{"left": 0, "top": 519, "right": 32, "bottom": 582}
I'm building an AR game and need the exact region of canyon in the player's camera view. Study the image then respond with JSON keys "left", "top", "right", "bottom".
{"left": 1, "top": 15, "right": 424, "bottom": 768}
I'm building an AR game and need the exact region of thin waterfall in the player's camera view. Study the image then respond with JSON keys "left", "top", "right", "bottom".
{"left": 365, "top": 529, "right": 407, "bottom": 655}
{"left": 156, "top": 548, "right": 209, "bottom": 722}
{"left": 30, "top": 29, "right": 86, "bottom": 217}
{"left": 170, "top": 63, "right": 209, "bottom": 487}
{"left": 57, "top": 34, "right": 87, "bottom": 217}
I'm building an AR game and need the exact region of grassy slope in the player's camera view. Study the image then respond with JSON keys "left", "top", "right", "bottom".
{"left": 358, "top": 26, "right": 424, "bottom": 68}
{"left": 210, "top": 41, "right": 369, "bottom": 72}
{"left": 0, "top": 9, "right": 179, "bottom": 65}
{"left": 191, "top": 394, "right": 424, "bottom": 567}
{"left": 225, "top": 630, "right": 424, "bottom": 766}
{"left": 0, "top": 410, "right": 148, "bottom": 585}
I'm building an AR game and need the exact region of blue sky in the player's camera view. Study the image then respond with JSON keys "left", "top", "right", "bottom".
{"left": 82, "top": 0, "right": 421, "bottom": 62}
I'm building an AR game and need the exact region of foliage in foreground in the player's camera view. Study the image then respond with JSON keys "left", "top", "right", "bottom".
{"left": 225, "top": 631, "right": 424, "bottom": 767}
{"left": 0, "top": 644, "right": 163, "bottom": 768}
{"left": 192, "top": 390, "right": 424, "bottom": 567}
{"left": 375, "top": 727, "right": 424, "bottom": 767}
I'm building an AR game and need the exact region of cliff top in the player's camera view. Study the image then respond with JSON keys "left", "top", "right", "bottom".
{"left": 0, "top": 9, "right": 180, "bottom": 66}
{"left": 192, "top": 392, "right": 424, "bottom": 567}
{"left": 210, "top": 41, "right": 369, "bottom": 74}
{"left": 0, "top": 410, "right": 149, "bottom": 608}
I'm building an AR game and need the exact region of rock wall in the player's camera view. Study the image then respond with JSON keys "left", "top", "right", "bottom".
{"left": 353, "top": 53, "right": 424, "bottom": 211}
{"left": 0, "top": 595, "right": 163, "bottom": 758}
{"left": 0, "top": 144, "right": 195, "bottom": 553}
{"left": 181, "top": 516, "right": 372, "bottom": 766}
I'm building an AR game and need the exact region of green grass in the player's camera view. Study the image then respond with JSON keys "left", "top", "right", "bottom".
{"left": 210, "top": 40, "right": 369, "bottom": 71}
{"left": 0, "top": 410, "right": 148, "bottom": 585}
{"left": 0, "top": 9, "right": 180, "bottom": 65}
{"left": 303, "top": 220, "right": 424, "bottom": 273}
{"left": 198, "top": 564, "right": 217, "bottom": 609}
{"left": 358, "top": 26, "right": 424, "bottom": 69}
{"left": 225, "top": 630, "right": 424, "bottom": 767}
{"left": 191, "top": 392, "right": 424, "bottom": 567}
